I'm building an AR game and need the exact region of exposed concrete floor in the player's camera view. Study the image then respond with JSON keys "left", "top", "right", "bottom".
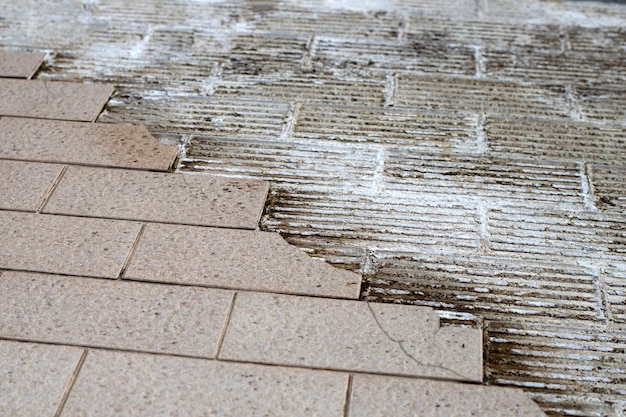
{"left": 1, "top": 0, "right": 625, "bottom": 415}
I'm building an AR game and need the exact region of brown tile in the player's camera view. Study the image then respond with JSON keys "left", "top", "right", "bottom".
{"left": 63, "top": 350, "right": 347, "bottom": 417}
{"left": 0, "top": 340, "right": 84, "bottom": 417}
{"left": 0, "top": 50, "right": 45, "bottom": 78}
{"left": 124, "top": 223, "right": 361, "bottom": 298}
{"left": 0, "top": 211, "right": 141, "bottom": 278}
{"left": 0, "top": 160, "right": 63, "bottom": 211}
{"left": 219, "top": 292, "right": 483, "bottom": 381}
{"left": 349, "top": 374, "right": 547, "bottom": 417}
{"left": 0, "top": 117, "right": 177, "bottom": 171}
{"left": 0, "top": 79, "right": 113, "bottom": 121}
{"left": 0, "top": 271, "right": 234, "bottom": 358}
{"left": 43, "top": 166, "right": 269, "bottom": 229}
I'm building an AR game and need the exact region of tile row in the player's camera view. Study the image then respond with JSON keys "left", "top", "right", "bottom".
{"left": 0, "top": 339, "right": 545, "bottom": 417}
{"left": 0, "top": 159, "right": 268, "bottom": 229}
{"left": 0, "top": 211, "right": 359, "bottom": 298}
{"left": 0, "top": 271, "right": 478, "bottom": 381}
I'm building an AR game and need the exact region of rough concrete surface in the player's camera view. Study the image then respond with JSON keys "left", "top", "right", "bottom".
{"left": 2, "top": 0, "right": 626, "bottom": 415}
{"left": 0, "top": 117, "right": 178, "bottom": 171}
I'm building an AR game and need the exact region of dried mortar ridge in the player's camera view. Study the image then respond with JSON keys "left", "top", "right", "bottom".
{"left": 4, "top": 0, "right": 626, "bottom": 414}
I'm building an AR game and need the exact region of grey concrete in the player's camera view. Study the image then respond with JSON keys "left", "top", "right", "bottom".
{"left": 0, "top": 117, "right": 178, "bottom": 171}
{"left": 0, "top": 211, "right": 140, "bottom": 278}
{"left": 0, "top": 50, "right": 44, "bottom": 78}
{"left": 0, "top": 159, "right": 62, "bottom": 211}
{"left": 124, "top": 222, "right": 361, "bottom": 298}
{"left": 0, "top": 271, "right": 234, "bottom": 357}
{"left": 44, "top": 166, "right": 268, "bottom": 229}
{"left": 0, "top": 340, "right": 84, "bottom": 417}
{"left": 220, "top": 291, "right": 482, "bottom": 381}
{"left": 61, "top": 350, "right": 348, "bottom": 417}
{"left": 3, "top": 0, "right": 626, "bottom": 413}
{"left": 0, "top": 79, "right": 113, "bottom": 121}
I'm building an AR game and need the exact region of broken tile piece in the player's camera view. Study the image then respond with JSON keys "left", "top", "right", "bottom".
{"left": 0, "top": 79, "right": 113, "bottom": 121}
{"left": 0, "top": 340, "right": 84, "bottom": 417}
{"left": 0, "top": 50, "right": 45, "bottom": 78}
{"left": 123, "top": 223, "right": 362, "bottom": 299}
{"left": 349, "top": 374, "right": 547, "bottom": 417}
{"left": 0, "top": 160, "right": 63, "bottom": 211}
{"left": 0, "top": 271, "right": 234, "bottom": 358}
{"left": 219, "top": 292, "right": 482, "bottom": 381}
{"left": 0, "top": 117, "right": 177, "bottom": 171}
{"left": 0, "top": 211, "right": 141, "bottom": 278}
{"left": 62, "top": 350, "right": 347, "bottom": 417}
{"left": 43, "top": 166, "right": 268, "bottom": 229}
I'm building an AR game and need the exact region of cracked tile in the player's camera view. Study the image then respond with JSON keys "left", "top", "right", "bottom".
{"left": 219, "top": 291, "right": 482, "bottom": 381}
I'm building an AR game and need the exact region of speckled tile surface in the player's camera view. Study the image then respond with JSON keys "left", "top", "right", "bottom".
{"left": 0, "top": 117, "right": 177, "bottom": 171}
{"left": 0, "top": 50, "right": 44, "bottom": 78}
{"left": 0, "top": 272, "right": 234, "bottom": 357}
{"left": 123, "top": 222, "right": 361, "bottom": 298}
{"left": 0, "top": 159, "right": 63, "bottom": 211}
{"left": 43, "top": 166, "right": 268, "bottom": 229}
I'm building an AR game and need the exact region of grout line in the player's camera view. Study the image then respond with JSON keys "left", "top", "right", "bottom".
{"left": 215, "top": 292, "right": 238, "bottom": 359}
{"left": 279, "top": 102, "right": 301, "bottom": 141}
{"left": 117, "top": 223, "right": 146, "bottom": 280}
{"left": 53, "top": 349, "right": 88, "bottom": 417}
{"left": 383, "top": 74, "right": 396, "bottom": 108}
{"left": 0, "top": 336, "right": 484, "bottom": 385}
{"left": 37, "top": 165, "right": 68, "bottom": 213}
{"left": 342, "top": 374, "right": 354, "bottom": 417}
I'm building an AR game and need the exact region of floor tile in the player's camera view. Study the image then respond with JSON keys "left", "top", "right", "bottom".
{"left": 0, "top": 79, "right": 113, "bottom": 121}
{"left": 123, "top": 223, "right": 362, "bottom": 298}
{"left": 0, "top": 50, "right": 45, "bottom": 78}
{"left": 61, "top": 350, "right": 347, "bottom": 417}
{"left": 0, "top": 340, "right": 84, "bottom": 417}
{"left": 0, "top": 272, "right": 234, "bottom": 358}
{"left": 0, "top": 117, "right": 177, "bottom": 171}
{"left": 0, "top": 160, "right": 63, "bottom": 211}
{"left": 43, "top": 166, "right": 268, "bottom": 229}
{"left": 0, "top": 211, "right": 141, "bottom": 278}
{"left": 348, "top": 374, "right": 546, "bottom": 417}
{"left": 219, "top": 292, "right": 482, "bottom": 381}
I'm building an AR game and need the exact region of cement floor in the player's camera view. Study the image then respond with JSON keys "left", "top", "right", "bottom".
{"left": 1, "top": 0, "right": 626, "bottom": 415}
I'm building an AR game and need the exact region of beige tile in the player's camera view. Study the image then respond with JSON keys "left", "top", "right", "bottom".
{"left": 0, "top": 117, "right": 177, "bottom": 171}
{"left": 62, "top": 350, "right": 347, "bottom": 417}
{"left": 124, "top": 223, "right": 361, "bottom": 298}
{"left": 44, "top": 166, "right": 268, "bottom": 229}
{"left": 219, "top": 292, "right": 482, "bottom": 381}
{"left": 0, "top": 211, "right": 141, "bottom": 278}
{"left": 0, "top": 79, "right": 113, "bottom": 121}
{"left": 0, "top": 160, "right": 63, "bottom": 211}
{"left": 349, "top": 374, "right": 547, "bottom": 417}
{"left": 0, "top": 340, "right": 84, "bottom": 417}
{"left": 0, "top": 50, "right": 45, "bottom": 78}
{"left": 0, "top": 271, "right": 234, "bottom": 357}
